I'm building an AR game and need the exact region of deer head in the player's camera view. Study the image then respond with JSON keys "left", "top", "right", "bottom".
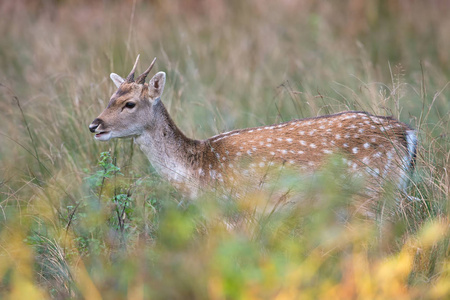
{"left": 89, "top": 55, "right": 166, "bottom": 141}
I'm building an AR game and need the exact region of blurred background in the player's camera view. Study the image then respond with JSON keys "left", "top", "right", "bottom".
{"left": 0, "top": 0, "right": 449, "bottom": 299}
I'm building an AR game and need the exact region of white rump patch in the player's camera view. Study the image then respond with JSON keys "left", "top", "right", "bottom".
{"left": 398, "top": 130, "right": 418, "bottom": 190}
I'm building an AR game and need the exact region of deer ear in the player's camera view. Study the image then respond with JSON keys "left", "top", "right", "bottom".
{"left": 110, "top": 73, "right": 125, "bottom": 88}
{"left": 148, "top": 72, "right": 166, "bottom": 100}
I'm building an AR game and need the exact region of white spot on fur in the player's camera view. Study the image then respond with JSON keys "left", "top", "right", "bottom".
{"left": 310, "top": 143, "right": 317, "bottom": 148}
{"left": 287, "top": 138, "right": 293, "bottom": 143}
{"left": 363, "top": 143, "right": 370, "bottom": 149}
{"left": 323, "top": 149, "right": 332, "bottom": 154}
{"left": 300, "top": 140, "right": 307, "bottom": 146}
{"left": 352, "top": 147, "right": 359, "bottom": 154}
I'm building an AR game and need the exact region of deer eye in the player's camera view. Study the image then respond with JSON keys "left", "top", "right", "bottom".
{"left": 125, "top": 102, "right": 136, "bottom": 109}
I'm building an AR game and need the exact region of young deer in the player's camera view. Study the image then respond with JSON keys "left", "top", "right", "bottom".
{"left": 89, "top": 56, "right": 417, "bottom": 202}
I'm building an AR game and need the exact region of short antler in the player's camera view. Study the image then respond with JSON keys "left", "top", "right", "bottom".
{"left": 126, "top": 54, "right": 141, "bottom": 83}
{"left": 136, "top": 57, "right": 157, "bottom": 84}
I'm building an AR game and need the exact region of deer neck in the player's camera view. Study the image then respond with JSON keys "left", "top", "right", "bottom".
{"left": 134, "top": 100, "right": 203, "bottom": 189}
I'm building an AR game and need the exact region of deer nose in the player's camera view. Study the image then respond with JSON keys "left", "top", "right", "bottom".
{"left": 89, "top": 123, "right": 99, "bottom": 133}
{"left": 89, "top": 118, "right": 102, "bottom": 132}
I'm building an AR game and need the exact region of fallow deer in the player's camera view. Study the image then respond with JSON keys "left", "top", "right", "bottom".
{"left": 89, "top": 56, "right": 417, "bottom": 205}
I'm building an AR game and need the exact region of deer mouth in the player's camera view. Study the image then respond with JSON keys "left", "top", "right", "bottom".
{"left": 94, "top": 131, "right": 112, "bottom": 141}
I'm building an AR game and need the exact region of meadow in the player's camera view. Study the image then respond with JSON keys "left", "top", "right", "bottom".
{"left": 0, "top": 0, "right": 449, "bottom": 298}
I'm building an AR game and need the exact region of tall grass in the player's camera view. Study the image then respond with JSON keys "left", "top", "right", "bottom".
{"left": 0, "top": 0, "right": 449, "bottom": 298}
